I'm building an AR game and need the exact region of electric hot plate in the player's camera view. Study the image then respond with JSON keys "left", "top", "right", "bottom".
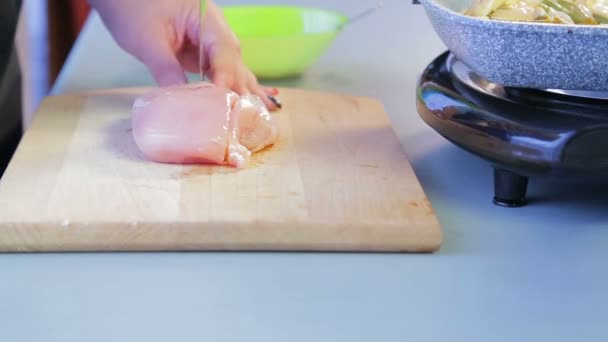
{"left": 416, "top": 52, "right": 608, "bottom": 207}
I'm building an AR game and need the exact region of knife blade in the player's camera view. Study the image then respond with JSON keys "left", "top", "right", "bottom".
{"left": 199, "top": 0, "right": 208, "bottom": 81}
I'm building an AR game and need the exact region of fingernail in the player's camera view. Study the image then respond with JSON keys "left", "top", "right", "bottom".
{"left": 271, "top": 87, "right": 280, "bottom": 95}
{"left": 268, "top": 95, "right": 282, "bottom": 109}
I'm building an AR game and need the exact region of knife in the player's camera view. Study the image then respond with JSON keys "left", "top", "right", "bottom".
{"left": 199, "top": 0, "right": 208, "bottom": 81}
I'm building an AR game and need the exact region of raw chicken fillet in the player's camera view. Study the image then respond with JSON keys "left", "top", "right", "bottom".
{"left": 131, "top": 82, "right": 279, "bottom": 168}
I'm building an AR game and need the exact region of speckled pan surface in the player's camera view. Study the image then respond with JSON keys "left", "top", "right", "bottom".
{"left": 418, "top": 0, "right": 608, "bottom": 91}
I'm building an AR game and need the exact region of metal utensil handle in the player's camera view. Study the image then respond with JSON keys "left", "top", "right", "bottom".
{"left": 348, "top": 2, "right": 385, "bottom": 25}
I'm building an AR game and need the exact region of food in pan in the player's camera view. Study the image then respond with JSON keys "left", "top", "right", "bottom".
{"left": 464, "top": 0, "right": 608, "bottom": 24}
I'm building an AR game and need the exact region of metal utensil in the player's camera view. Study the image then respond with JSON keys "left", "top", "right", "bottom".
{"left": 343, "top": 2, "right": 385, "bottom": 28}
{"left": 199, "top": 0, "right": 208, "bottom": 81}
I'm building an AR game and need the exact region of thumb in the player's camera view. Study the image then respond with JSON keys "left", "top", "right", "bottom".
{"left": 139, "top": 43, "right": 187, "bottom": 87}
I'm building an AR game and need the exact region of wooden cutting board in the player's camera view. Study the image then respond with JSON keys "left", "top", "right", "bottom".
{"left": 0, "top": 88, "right": 442, "bottom": 252}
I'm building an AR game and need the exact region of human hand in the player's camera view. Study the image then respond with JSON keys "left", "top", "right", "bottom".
{"left": 88, "top": 0, "right": 279, "bottom": 109}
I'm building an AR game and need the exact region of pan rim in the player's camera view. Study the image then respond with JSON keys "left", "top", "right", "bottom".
{"left": 419, "top": 0, "right": 608, "bottom": 35}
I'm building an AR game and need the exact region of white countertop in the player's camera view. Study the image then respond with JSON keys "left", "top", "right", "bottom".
{"left": 3, "top": 1, "right": 608, "bottom": 341}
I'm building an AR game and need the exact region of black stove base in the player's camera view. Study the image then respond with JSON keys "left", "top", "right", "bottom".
{"left": 416, "top": 52, "right": 608, "bottom": 207}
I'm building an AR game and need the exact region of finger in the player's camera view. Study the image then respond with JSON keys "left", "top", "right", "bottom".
{"left": 265, "top": 87, "right": 279, "bottom": 96}
{"left": 249, "top": 78, "right": 277, "bottom": 110}
{"left": 211, "top": 68, "right": 235, "bottom": 89}
{"left": 235, "top": 78, "right": 250, "bottom": 96}
{"left": 247, "top": 72, "right": 278, "bottom": 110}
{"left": 139, "top": 44, "right": 187, "bottom": 87}
{"left": 207, "top": 43, "right": 245, "bottom": 90}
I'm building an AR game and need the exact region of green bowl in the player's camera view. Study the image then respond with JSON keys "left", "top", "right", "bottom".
{"left": 221, "top": 5, "right": 348, "bottom": 79}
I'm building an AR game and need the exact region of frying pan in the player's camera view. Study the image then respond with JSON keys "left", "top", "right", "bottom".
{"left": 414, "top": 0, "right": 608, "bottom": 91}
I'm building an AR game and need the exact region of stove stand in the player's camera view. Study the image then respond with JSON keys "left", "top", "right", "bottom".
{"left": 493, "top": 169, "right": 528, "bottom": 207}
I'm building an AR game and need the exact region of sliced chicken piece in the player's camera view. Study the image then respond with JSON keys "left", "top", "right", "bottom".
{"left": 131, "top": 82, "right": 279, "bottom": 168}
{"left": 225, "top": 94, "right": 279, "bottom": 168}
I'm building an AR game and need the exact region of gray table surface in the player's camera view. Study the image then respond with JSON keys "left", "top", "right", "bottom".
{"left": 2, "top": 1, "right": 608, "bottom": 341}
